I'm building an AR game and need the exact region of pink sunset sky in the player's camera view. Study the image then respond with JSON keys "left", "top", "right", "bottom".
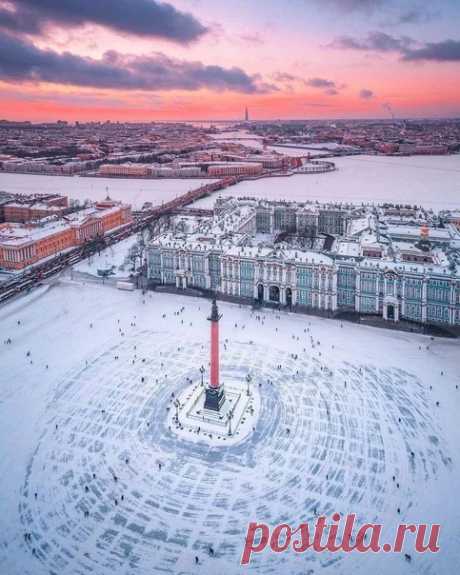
{"left": 0, "top": 0, "right": 459, "bottom": 121}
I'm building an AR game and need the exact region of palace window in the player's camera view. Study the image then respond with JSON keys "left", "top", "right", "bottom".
{"left": 427, "top": 304, "right": 449, "bottom": 323}
{"left": 297, "top": 267, "right": 313, "bottom": 288}
{"left": 427, "top": 279, "right": 450, "bottom": 304}
{"left": 240, "top": 260, "right": 255, "bottom": 280}
{"left": 405, "top": 278, "right": 422, "bottom": 301}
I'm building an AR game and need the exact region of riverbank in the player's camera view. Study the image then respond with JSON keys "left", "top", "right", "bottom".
{"left": 1, "top": 154, "right": 459, "bottom": 212}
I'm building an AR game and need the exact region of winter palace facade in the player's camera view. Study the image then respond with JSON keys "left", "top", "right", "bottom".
{"left": 147, "top": 199, "right": 460, "bottom": 327}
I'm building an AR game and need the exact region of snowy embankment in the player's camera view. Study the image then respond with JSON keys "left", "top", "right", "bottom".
{"left": 193, "top": 154, "right": 460, "bottom": 211}
{"left": 0, "top": 284, "right": 51, "bottom": 319}
{"left": 0, "top": 276, "right": 459, "bottom": 575}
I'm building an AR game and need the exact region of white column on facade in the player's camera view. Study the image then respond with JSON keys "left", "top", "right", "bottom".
{"left": 376, "top": 273, "right": 380, "bottom": 313}
{"left": 264, "top": 285, "right": 269, "bottom": 301}
{"left": 449, "top": 281, "right": 455, "bottom": 325}
{"left": 422, "top": 278, "right": 427, "bottom": 322}
{"left": 257, "top": 263, "right": 262, "bottom": 285}
{"left": 331, "top": 269, "right": 338, "bottom": 311}
{"left": 325, "top": 272, "right": 330, "bottom": 310}
{"left": 401, "top": 277, "right": 406, "bottom": 318}
{"left": 159, "top": 252, "right": 164, "bottom": 284}
{"left": 355, "top": 269, "right": 361, "bottom": 312}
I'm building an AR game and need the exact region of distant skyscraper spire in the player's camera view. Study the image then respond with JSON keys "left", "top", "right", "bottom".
{"left": 245, "top": 106, "right": 249, "bottom": 122}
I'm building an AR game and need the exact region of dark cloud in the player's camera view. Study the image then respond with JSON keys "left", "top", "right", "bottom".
{"left": 380, "top": 5, "right": 440, "bottom": 26}
{"left": 0, "top": 0, "right": 207, "bottom": 42}
{"left": 0, "top": 2, "right": 40, "bottom": 34}
{"left": 402, "top": 39, "right": 460, "bottom": 61}
{"left": 273, "top": 72, "right": 301, "bottom": 83}
{"left": 0, "top": 31, "right": 270, "bottom": 93}
{"left": 330, "top": 30, "right": 460, "bottom": 62}
{"left": 316, "top": 0, "right": 384, "bottom": 12}
{"left": 331, "top": 31, "right": 413, "bottom": 52}
{"left": 305, "top": 77, "right": 340, "bottom": 95}
{"left": 317, "top": 0, "right": 436, "bottom": 25}
{"left": 359, "top": 88, "right": 374, "bottom": 99}
{"left": 272, "top": 73, "right": 342, "bottom": 95}
{"left": 398, "top": 7, "right": 430, "bottom": 24}
{"left": 306, "top": 77, "right": 336, "bottom": 89}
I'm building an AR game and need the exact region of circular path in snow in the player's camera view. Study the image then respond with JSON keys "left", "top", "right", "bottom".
{"left": 19, "top": 330, "right": 449, "bottom": 574}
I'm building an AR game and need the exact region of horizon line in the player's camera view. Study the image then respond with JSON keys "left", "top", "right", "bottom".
{"left": 1, "top": 116, "right": 460, "bottom": 125}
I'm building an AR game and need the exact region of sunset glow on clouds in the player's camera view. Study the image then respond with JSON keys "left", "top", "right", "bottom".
{"left": 0, "top": 0, "right": 459, "bottom": 121}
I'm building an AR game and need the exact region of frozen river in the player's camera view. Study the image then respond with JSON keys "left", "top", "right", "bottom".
{"left": 1, "top": 154, "right": 459, "bottom": 212}
{"left": 0, "top": 173, "right": 213, "bottom": 210}
{"left": 196, "top": 154, "right": 460, "bottom": 211}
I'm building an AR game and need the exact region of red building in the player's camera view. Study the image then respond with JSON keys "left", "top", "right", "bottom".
{"left": 0, "top": 200, "right": 132, "bottom": 270}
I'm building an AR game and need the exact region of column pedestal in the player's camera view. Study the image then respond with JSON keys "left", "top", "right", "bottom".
{"left": 204, "top": 385, "right": 226, "bottom": 411}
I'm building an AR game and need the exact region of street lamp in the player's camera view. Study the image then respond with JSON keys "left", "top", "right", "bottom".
{"left": 246, "top": 373, "right": 252, "bottom": 397}
{"left": 174, "top": 399, "right": 180, "bottom": 423}
{"left": 227, "top": 409, "right": 233, "bottom": 436}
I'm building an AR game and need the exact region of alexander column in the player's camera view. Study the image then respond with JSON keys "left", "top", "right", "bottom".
{"left": 204, "top": 298, "right": 226, "bottom": 411}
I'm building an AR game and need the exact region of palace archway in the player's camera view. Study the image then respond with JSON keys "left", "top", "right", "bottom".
{"left": 383, "top": 296, "right": 399, "bottom": 322}
{"left": 269, "top": 285, "right": 280, "bottom": 302}
{"left": 257, "top": 284, "right": 264, "bottom": 302}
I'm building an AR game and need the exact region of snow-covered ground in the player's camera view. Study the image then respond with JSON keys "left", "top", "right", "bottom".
{"left": 168, "top": 373, "right": 260, "bottom": 446}
{"left": 0, "top": 276, "right": 459, "bottom": 575}
{"left": 194, "top": 154, "right": 460, "bottom": 211}
{"left": 72, "top": 236, "right": 139, "bottom": 279}
{"left": 267, "top": 145, "right": 326, "bottom": 157}
{"left": 0, "top": 174, "right": 214, "bottom": 210}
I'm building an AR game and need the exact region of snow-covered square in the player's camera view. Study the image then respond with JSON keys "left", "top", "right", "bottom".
{"left": 0, "top": 275, "right": 459, "bottom": 575}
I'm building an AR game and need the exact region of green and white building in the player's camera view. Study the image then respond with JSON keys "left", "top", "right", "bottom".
{"left": 147, "top": 199, "right": 460, "bottom": 327}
